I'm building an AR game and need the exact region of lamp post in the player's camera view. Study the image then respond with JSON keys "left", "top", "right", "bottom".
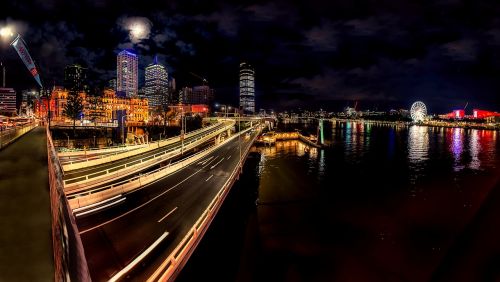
{"left": 121, "top": 114, "right": 129, "bottom": 145}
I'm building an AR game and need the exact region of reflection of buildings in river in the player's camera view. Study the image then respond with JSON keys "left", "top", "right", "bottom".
{"left": 408, "top": 125, "right": 430, "bottom": 165}
{"left": 449, "top": 128, "right": 464, "bottom": 171}
{"left": 469, "top": 129, "right": 480, "bottom": 170}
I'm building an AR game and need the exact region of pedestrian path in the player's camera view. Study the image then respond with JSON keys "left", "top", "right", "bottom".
{"left": 0, "top": 126, "right": 54, "bottom": 281}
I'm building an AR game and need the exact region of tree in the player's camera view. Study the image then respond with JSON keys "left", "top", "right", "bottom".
{"left": 63, "top": 90, "right": 84, "bottom": 136}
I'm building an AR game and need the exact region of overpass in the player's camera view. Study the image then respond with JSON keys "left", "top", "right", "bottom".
{"left": 41, "top": 117, "right": 260, "bottom": 280}
{"left": 66, "top": 126, "right": 259, "bottom": 281}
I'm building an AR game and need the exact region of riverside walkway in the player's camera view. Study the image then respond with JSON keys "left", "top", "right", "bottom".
{"left": 0, "top": 126, "right": 53, "bottom": 281}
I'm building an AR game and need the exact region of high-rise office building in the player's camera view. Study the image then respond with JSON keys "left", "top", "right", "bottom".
{"left": 179, "top": 85, "right": 214, "bottom": 105}
{"left": 108, "top": 78, "right": 117, "bottom": 91}
{"left": 239, "top": 62, "right": 255, "bottom": 114}
{"left": 117, "top": 50, "right": 138, "bottom": 98}
{"left": 64, "top": 64, "right": 88, "bottom": 93}
{"left": 144, "top": 56, "right": 169, "bottom": 110}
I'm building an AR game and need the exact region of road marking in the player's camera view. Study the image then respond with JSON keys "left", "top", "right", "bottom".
{"left": 202, "top": 155, "right": 218, "bottom": 168}
{"left": 80, "top": 166, "right": 204, "bottom": 235}
{"left": 227, "top": 155, "right": 231, "bottom": 160}
{"left": 109, "top": 231, "right": 169, "bottom": 282}
{"left": 198, "top": 156, "right": 214, "bottom": 165}
{"left": 210, "top": 158, "right": 224, "bottom": 169}
{"left": 205, "top": 174, "right": 214, "bottom": 182}
{"left": 75, "top": 197, "right": 126, "bottom": 217}
{"left": 157, "top": 207, "right": 178, "bottom": 223}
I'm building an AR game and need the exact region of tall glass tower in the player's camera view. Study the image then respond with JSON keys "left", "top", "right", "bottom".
{"left": 239, "top": 62, "right": 255, "bottom": 114}
{"left": 144, "top": 56, "right": 169, "bottom": 110}
{"left": 117, "top": 50, "right": 138, "bottom": 97}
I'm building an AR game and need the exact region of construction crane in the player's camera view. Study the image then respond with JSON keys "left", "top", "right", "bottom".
{"left": 189, "top": 72, "right": 208, "bottom": 85}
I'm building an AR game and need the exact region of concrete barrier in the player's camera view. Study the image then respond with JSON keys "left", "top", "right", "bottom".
{"left": 46, "top": 126, "right": 91, "bottom": 281}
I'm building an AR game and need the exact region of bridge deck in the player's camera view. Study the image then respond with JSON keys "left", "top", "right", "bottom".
{"left": 0, "top": 127, "right": 54, "bottom": 281}
{"left": 76, "top": 131, "right": 256, "bottom": 281}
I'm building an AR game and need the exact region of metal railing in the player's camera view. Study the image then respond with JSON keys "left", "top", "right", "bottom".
{"left": 0, "top": 123, "right": 37, "bottom": 150}
{"left": 46, "top": 126, "right": 91, "bottom": 281}
{"left": 61, "top": 121, "right": 229, "bottom": 166}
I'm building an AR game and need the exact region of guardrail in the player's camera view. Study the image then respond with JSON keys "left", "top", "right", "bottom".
{"left": 63, "top": 122, "right": 235, "bottom": 191}
{"left": 62, "top": 121, "right": 234, "bottom": 171}
{"left": 0, "top": 123, "right": 37, "bottom": 150}
{"left": 46, "top": 126, "right": 91, "bottom": 281}
{"left": 58, "top": 121, "right": 224, "bottom": 158}
{"left": 147, "top": 127, "right": 260, "bottom": 282}
{"left": 67, "top": 127, "right": 255, "bottom": 210}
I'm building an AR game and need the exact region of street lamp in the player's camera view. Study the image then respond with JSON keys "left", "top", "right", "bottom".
{"left": 180, "top": 107, "right": 187, "bottom": 155}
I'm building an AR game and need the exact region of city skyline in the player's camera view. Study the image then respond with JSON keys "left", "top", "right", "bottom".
{"left": 1, "top": 1, "right": 500, "bottom": 112}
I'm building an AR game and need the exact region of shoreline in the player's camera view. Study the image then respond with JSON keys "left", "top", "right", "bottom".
{"left": 329, "top": 118, "right": 500, "bottom": 131}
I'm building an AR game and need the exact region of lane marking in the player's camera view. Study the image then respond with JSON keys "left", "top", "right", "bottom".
{"left": 109, "top": 231, "right": 169, "bottom": 282}
{"left": 198, "top": 156, "right": 214, "bottom": 165}
{"left": 80, "top": 166, "right": 204, "bottom": 234}
{"left": 75, "top": 198, "right": 126, "bottom": 217}
{"left": 210, "top": 158, "right": 224, "bottom": 169}
{"left": 202, "top": 156, "right": 218, "bottom": 168}
{"left": 227, "top": 155, "right": 231, "bottom": 160}
{"left": 157, "top": 207, "right": 178, "bottom": 223}
{"left": 205, "top": 174, "right": 214, "bottom": 182}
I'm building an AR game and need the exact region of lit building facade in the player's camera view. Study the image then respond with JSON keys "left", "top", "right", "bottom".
{"left": 144, "top": 56, "right": 169, "bottom": 110}
{"left": 0, "top": 88, "right": 17, "bottom": 115}
{"left": 117, "top": 50, "right": 138, "bottom": 98}
{"left": 35, "top": 88, "right": 148, "bottom": 124}
{"left": 239, "top": 62, "right": 255, "bottom": 114}
{"left": 64, "top": 64, "right": 88, "bottom": 93}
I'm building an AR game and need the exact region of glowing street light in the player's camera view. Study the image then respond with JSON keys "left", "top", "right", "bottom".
{"left": 0, "top": 26, "right": 14, "bottom": 39}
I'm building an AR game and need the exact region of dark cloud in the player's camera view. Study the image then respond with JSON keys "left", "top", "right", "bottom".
{"left": 1, "top": 0, "right": 500, "bottom": 112}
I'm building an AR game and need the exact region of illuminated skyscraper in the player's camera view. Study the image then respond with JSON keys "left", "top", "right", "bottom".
{"left": 64, "top": 64, "right": 88, "bottom": 92}
{"left": 117, "top": 50, "right": 138, "bottom": 97}
{"left": 144, "top": 56, "right": 169, "bottom": 110}
{"left": 239, "top": 62, "right": 255, "bottom": 114}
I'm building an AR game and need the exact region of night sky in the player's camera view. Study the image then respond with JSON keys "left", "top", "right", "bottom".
{"left": 1, "top": 0, "right": 500, "bottom": 113}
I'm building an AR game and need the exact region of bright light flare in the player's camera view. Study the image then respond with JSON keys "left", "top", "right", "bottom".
{"left": 0, "top": 26, "right": 14, "bottom": 39}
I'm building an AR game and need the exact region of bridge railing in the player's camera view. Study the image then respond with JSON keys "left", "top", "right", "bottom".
{"left": 0, "top": 122, "right": 37, "bottom": 150}
{"left": 147, "top": 127, "right": 261, "bottom": 282}
{"left": 46, "top": 126, "right": 91, "bottom": 281}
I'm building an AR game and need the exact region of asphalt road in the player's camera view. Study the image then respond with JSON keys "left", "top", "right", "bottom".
{"left": 76, "top": 131, "right": 255, "bottom": 281}
{"left": 64, "top": 122, "right": 227, "bottom": 180}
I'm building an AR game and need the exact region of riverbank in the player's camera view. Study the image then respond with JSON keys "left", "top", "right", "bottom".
{"left": 331, "top": 117, "right": 500, "bottom": 130}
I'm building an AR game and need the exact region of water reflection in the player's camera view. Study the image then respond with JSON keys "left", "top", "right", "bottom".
{"left": 408, "top": 125, "right": 429, "bottom": 165}
{"left": 451, "top": 128, "right": 464, "bottom": 171}
{"left": 469, "top": 129, "right": 480, "bottom": 170}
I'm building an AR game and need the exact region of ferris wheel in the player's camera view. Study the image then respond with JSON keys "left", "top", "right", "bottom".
{"left": 410, "top": 101, "right": 427, "bottom": 122}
